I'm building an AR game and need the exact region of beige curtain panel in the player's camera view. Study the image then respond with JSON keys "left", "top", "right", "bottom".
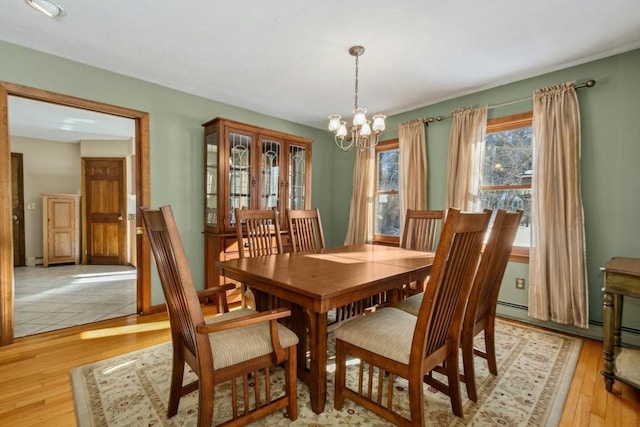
{"left": 344, "top": 147, "right": 374, "bottom": 245}
{"left": 529, "top": 82, "right": 588, "bottom": 328}
{"left": 399, "top": 119, "right": 428, "bottom": 236}
{"left": 445, "top": 105, "right": 488, "bottom": 211}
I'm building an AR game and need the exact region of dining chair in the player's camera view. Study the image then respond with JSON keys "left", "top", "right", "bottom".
{"left": 333, "top": 208, "right": 491, "bottom": 425}
{"left": 459, "top": 209, "right": 523, "bottom": 401}
{"left": 141, "top": 205, "right": 298, "bottom": 426}
{"left": 235, "top": 207, "right": 283, "bottom": 258}
{"left": 395, "top": 209, "right": 523, "bottom": 402}
{"left": 286, "top": 208, "right": 325, "bottom": 252}
{"left": 235, "top": 207, "right": 283, "bottom": 309}
{"left": 400, "top": 209, "right": 445, "bottom": 296}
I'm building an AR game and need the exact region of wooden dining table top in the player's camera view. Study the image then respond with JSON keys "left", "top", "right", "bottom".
{"left": 216, "top": 243, "right": 434, "bottom": 314}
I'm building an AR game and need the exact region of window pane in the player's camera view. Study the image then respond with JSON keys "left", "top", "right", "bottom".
{"left": 483, "top": 128, "right": 532, "bottom": 186}
{"left": 375, "top": 193, "right": 400, "bottom": 236}
{"left": 480, "top": 188, "right": 532, "bottom": 246}
{"left": 377, "top": 149, "right": 399, "bottom": 191}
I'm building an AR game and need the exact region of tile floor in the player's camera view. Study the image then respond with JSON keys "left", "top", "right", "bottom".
{"left": 13, "top": 264, "right": 137, "bottom": 338}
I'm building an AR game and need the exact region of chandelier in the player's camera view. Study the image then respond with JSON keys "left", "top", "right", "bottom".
{"left": 328, "top": 46, "right": 386, "bottom": 151}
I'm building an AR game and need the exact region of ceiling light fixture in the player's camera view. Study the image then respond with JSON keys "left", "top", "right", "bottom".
{"left": 328, "top": 46, "right": 386, "bottom": 151}
{"left": 25, "top": 0, "right": 66, "bottom": 18}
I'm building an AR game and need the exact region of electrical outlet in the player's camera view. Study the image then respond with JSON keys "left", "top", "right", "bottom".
{"left": 515, "top": 277, "right": 525, "bottom": 289}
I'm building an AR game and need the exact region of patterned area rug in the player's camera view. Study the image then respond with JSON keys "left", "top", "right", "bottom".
{"left": 71, "top": 319, "right": 581, "bottom": 426}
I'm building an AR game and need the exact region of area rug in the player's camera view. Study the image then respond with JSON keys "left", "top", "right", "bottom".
{"left": 71, "top": 319, "right": 581, "bottom": 426}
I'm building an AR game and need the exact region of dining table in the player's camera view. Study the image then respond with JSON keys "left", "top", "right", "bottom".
{"left": 216, "top": 243, "right": 435, "bottom": 414}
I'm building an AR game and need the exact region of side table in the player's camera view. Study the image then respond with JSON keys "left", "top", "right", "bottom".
{"left": 601, "top": 257, "right": 640, "bottom": 392}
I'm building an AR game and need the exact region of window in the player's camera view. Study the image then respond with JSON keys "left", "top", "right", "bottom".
{"left": 480, "top": 112, "right": 532, "bottom": 261}
{"left": 373, "top": 139, "right": 400, "bottom": 245}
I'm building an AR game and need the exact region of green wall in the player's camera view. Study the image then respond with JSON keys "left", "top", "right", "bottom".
{"left": 2, "top": 41, "right": 639, "bottom": 341}
{"left": 380, "top": 49, "right": 638, "bottom": 341}
{"left": 0, "top": 41, "right": 335, "bottom": 305}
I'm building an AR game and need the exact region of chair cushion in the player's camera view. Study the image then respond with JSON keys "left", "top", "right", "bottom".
{"left": 394, "top": 293, "right": 422, "bottom": 316}
{"left": 334, "top": 308, "right": 416, "bottom": 365}
{"left": 206, "top": 308, "right": 299, "bottom": 370}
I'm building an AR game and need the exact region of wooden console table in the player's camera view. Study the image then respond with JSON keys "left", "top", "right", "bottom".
{"left": 601, "top": 257, "right": 640, "bottom": 392}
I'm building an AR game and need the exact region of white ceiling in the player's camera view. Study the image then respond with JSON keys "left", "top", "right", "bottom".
{"left": 1, "top": 0, "right": 640, "bottom": 139}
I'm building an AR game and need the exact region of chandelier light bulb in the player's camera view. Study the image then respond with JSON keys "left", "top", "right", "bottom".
{"left": 353, "top": 108, "right": 367, "bottom": 126}
{"left": 328, "top": 114, "right": 342, "bottom": 132}
{"left": 372, "top": 114, "right": 386, "bottom": 132}
{"left": 336, "top": 121, "right": 348, "bottom": 137}
{"left": 360, "top": 121, "right": 372, "bottom": 136}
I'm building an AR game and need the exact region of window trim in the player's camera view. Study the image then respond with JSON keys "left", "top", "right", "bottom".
{"left": 484, "top": 111, "right": 532, "bottom": 263}
{"left": 372, "top": 138, "right": 400, "bottom": 246}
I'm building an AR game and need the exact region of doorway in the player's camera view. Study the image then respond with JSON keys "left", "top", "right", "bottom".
{"left": 0, "top": 81, "right": 151, "bottom": 345}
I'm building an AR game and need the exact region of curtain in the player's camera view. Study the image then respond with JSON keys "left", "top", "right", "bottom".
{"left": 445, "top": 106, "right": 488, "bottom": 211}
{"left": 529, "top": 82, "right": 588, "bottom": 328}
{"left": 344, "top": 147, "right": 374, "bottom": 245}
{"left": 399, "top": 119, "right": 428, "bottom": 235}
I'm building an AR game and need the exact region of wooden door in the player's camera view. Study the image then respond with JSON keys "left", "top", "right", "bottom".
{"left": 83, "top": 158, "right": 127, "bottom": 265}
{"left": 11, "top": 153, "right": 25, "bottom": 267}
{"left": 43, "top": 194, "right": 80, "bottom": 267}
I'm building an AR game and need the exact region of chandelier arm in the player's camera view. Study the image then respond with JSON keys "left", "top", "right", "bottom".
{"left": 356, "top": 132, "right": 380, "bottom": 151}
{"left": 335, "top": 134, "right": 354, "bottom": 151}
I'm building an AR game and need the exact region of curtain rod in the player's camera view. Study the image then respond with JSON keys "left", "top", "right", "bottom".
{"left": 420, "top": 79, "right": 596, "bottom": 123}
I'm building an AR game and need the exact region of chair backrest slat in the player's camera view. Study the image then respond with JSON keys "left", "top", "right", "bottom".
{"left": 287, "top": 208, "right": 325, "bottom": 252}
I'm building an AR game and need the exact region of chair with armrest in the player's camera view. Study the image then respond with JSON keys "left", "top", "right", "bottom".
{"left": 400, "top": 209, "right": 445, "bottom": 296}
{"left": 141, "top": 205, "right": 298, "bottom": 426}
{"left": 333, "top": 208, "right": 491, "bottom": 425}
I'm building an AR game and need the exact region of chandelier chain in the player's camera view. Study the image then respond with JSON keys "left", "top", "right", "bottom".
{"left": 354, "top": 53, "right": 359, "bottom": 109}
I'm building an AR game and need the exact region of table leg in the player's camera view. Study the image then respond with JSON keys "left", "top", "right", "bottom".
{"left": 602, "top": 291, "right": 615, "bottom": 392}
{"left": 306, "top": 308, "right": 328, "bottom": 414}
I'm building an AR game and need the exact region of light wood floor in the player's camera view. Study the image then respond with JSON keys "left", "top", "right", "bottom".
{"left": 0, "top": 312, "right": 638, "bottom": 426}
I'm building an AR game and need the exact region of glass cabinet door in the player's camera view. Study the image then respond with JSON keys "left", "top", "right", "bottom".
{"left": 259, "top": 137, "right": 282, "bottom": 212}
{"left": 228, "top": 131, "right": 252, "bottom": 228}
{"left": 288, "top": 143, "right": 307, "bottom": 210}
{"left": 205, "top": 131, "right": 218, "bottom": 228}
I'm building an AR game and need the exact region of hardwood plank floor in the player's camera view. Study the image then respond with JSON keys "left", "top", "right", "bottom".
{"left": 1, "top": 313, "right": 638, "bottom": 426}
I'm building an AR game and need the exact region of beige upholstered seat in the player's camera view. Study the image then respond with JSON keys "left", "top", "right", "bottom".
{"left": 334, "top": 208, "right": 491, "bottom": 425}
{"left": 142, "top": 205, "right": 298, "bottom": 426}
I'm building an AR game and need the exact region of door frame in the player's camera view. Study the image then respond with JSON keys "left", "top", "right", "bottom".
{"left": 11, "top": 153, "right": 25, "bottom": 267}
{"left": 0, "top": 81, "right": 151, "bottom": 345}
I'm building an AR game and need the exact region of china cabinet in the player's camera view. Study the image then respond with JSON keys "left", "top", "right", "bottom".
{"left": 203, "top": 117, "right": 312, "bottom": 300}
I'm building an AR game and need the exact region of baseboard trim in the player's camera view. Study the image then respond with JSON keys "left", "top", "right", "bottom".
{"left": 496, "top": 300, "right": 640, "bottom": 347}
